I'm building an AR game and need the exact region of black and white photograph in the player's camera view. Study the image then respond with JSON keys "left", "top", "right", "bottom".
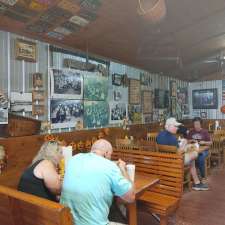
{"left": 109, "top": 102, "right": 127, "bottom": 124}
{"left": 113, "top": 90, "right": 122, "bottom": 101}
{"left": 50, "top": 99, "right": 83, "bottom": 129}
{"left": 0, "top": 108, "right": 8, "bottom": 124}
{"left": 51, "top": 68, "right": 83, "bottom": 99}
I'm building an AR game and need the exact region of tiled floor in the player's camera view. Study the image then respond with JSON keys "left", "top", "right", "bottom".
{"left": 137, "top": 167, "right": 225, "bottom": 225}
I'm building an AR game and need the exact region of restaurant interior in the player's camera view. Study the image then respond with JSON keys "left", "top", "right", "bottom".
{"left": 0, "top": 0, "right": 225, "bottom": 225}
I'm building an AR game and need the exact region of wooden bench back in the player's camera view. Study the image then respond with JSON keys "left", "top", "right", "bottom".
{"left": 112, "top": 149, "right": 184, "bottom": 198}
{"left": 157, "top": 144, "right": 178, "bottom": 153}
{"left": 0, "top": 185, "right": 73, "bottom": 225}
{"left": 136, "top": 140, "right": 156, "bottom": 151}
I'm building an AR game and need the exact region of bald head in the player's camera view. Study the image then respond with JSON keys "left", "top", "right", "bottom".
{"left": 91, "top": 139, "right": 113, "bottom": 159}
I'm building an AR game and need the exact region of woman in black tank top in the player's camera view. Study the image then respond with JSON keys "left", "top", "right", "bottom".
{"left": 18, "top": 141, "right": 63, "bottom": 202}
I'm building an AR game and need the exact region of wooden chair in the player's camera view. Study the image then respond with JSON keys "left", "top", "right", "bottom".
{"left": 115, "top": 138, "right": 137, "bottom": 150}
{"left": 157, "top": 144, "right": 191, "bottom": 191}
{"left": 112, "top": 149, "right": 184, "bottom": 225}
{"left": 210, "top": 133, "right": 223, "bottom": 167}
{"left": 147, "top": 132, "right": 158, "bottom": 142}
{"left": 0, "top": 185, "right": 74, "bottom": 225}
{"left": 136, "top": 140, "right": 156, "bottom": 151}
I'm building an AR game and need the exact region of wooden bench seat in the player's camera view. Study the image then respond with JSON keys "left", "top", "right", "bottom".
{"left": 112, "top": 149, "right": 184, "bottom": 225}
{"left": 0, "top": 185, "right": 74, "bottom": 225}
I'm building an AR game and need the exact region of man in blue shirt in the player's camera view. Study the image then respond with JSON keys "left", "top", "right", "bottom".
{"left": 60, "top": 139, "right": 135, "bottom": 225}
{"left": 157, "top": 118, "right": 209, "bottom": 191}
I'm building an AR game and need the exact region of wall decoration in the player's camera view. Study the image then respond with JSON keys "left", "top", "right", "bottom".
{"left": 62, "top": 21, "right": 81, "bottom": 33}
{"left": 0, "top": 0, "right": 17, "bottom": 6}
{"left": 140, "top": 72, "right": 152, "bottom": 87}
{"left": 177, "top": 87, "right": 188, "bottom": 105}
{"left": 200, "top": 111, "right": 207, "bottom": 119}
{"left": 113, "top": 90, "right": 122, "bottom": 101}
{"left": 109, "top": 102, "right": 127, "bottom": 124}
{"left": 33, "top": 72, "right": 43, "bottom": 88}
{"left": 0, "top": 108, "right": 8, "bottom": 124}
{"left": 58, "top": 0, "right": 80, "bottom": 14}
{"left": 84, "top": 101, "right": 109, "bottom": 128}
{"left": 10, "top": 92, "right": 32, "bottom": 112}
{"left": 51, "top": 69, "right": 83, "bottom": 99}
{"left": 153, "top": 109, "right": 159, "bottom": 121}
{"left": 170, "top": 80, "right": 177, "bottom": 97}
{"left": 192, "top": 89, "right": 218, "bottom": 109}
{"left": 129, "top": 79, "right": 141, "bottom": 104}
{"left": 32, "top": 104, "right": 45, "bottom": 116}
{"left": 15, "top": 39, "right": 37, "bottom": 62}
{"left": 112, "top": 73, "right": 123, "bottom": 86}
{"left": 84, "top": 74, "right": 108, "bottom": 101}
{"left": 143, "top": 114, "right": 152, "bottom": 123}
{"left": 47, "top": 31, "right": 64, "bottom": 40}
{"left": 154, "top": 89, "right": 169, "bottom": 109}
{"left": 50, "top": 99, "right": 83, "bottom": 129}
{"left": 128, "top": 105, "right": 142, "bottom": 123}
{"left": 171, "top": 97, "right": 177, "bottom": 117}
{"left": 142, "top": 90, "right": 153, "bottom": 114}
{"left": 69, "top": 15, "right": 89, "bottom": 27}
{"left": 32, "top": 90, "right": 45, "bottom": 101}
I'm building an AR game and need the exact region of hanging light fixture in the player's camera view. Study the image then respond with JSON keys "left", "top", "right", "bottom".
{"left": 138, "top": 0, "right": 167, "bottom": 24}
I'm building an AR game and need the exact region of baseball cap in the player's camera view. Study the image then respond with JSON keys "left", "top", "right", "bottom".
{"left": 165, "top": 118, "right": 182, "bottom": 127}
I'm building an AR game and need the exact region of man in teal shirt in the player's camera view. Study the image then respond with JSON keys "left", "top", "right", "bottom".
{"left": 60, "top": 139, "right": 134, "bottom": 225}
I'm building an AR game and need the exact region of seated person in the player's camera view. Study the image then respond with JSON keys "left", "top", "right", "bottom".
{"left": 187, "top": 117, "right": 212, "bottom": 180}
{"left": 18, "top": 141, "right": 62, "bottom": 201}
{"left": 60, "top": 139, "right": 135, "bottom": 225}
{"left": 156, "top": 117, "right": 208, "bottom": 191}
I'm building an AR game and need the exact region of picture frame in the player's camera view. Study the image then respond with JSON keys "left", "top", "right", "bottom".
{"left": 33, "top": 73, "right": 43, "bottom": 88}
{"left": 170, "top": 80, "right": 177, "bottom": 97}
{"left": 142, "top": 90, "right": 153, "bottom": 114}
{"left": 15, "top": 38, "right": 37, "bottom": 62}
{"left": 154, "top": 89, "right": 169, "bottom": 109}
{"left": 32, "top": 104, "right": 45, "bottom": 116}
{"left": 200, "top": 111, "right": 207, "bottom": 119}
{"left": 171, "top": 97, "right": 177, "bottom": 116}
{"left": 112, "top": 73, "right": 123, "bottom": 86}
{"left": 192, "top": 88, "right": 218, "bottom": 109}
{"left": 129, "top": 79, "right": 141, "bottom": 104}
{"left": 32, "top": 90, "right": 45, "bottom": 101}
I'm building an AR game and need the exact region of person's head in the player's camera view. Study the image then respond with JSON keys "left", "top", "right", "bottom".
{"left": 192, "top": 117, "right": 203, "bottom": 131}
{"left": 165, "top": 117, "right": 182, "bottom": 134}
{"left": 32, "top": 141, "right": 63, "bottom": 166}
{"left": 91, "top": 139, "right": 113, "bottom": 160}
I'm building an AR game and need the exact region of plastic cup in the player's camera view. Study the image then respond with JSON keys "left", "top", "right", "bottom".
{"left": 126, "top": 164, "right": 135, "bottom": 182}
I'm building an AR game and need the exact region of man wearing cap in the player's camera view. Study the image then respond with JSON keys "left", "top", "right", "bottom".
{"left": 156, "top": 117, "right": 209, "bottom": 191}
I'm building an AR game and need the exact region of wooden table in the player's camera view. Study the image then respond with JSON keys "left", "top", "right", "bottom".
{"left": 127, "top": 173, "right": 159, "bottom": 225}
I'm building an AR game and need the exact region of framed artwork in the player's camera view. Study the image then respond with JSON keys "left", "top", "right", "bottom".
{"left": 177, "top": 87, "right": 188, "bottom": 105}
{"left": 113, "top": 90, "right": 122, "bottom": 101}
{"left": 140, "top": 72, "right": 152, "bottom": 87}
{"left": 143, "top": 114, "right": 152, "bottom": 124}
{"left": 192, "top": 89, "right": 218, "bottom": 109}
{"left": 154, "top": 89, "right": 169, "bottom": 109}
{"left": 129, "top": 79, "right": 141, "bottom": 104}
{"left": 84, "top": 74, "right": 108, "bottom": 101}
{"left": 170, "top": 81, "right": 177, "bottom": 97}
{"left": 171, "top": 97, "right": 177, "bottom": 116}
{"left": 50, "top": 99, "right": 83, "bottom": 129}
{"left": 200, "top": 111, "right": 207, "bottom": 119}
{"left": 109, "top": 102, "right": 127, "bottom": 124}
{"left": 33, "top": 73, "right": 43, "bottom": 88}
{"left": 32, "top": 90, "right": 44, "bottom": 101}
{"left": 128, "top": 105, "right": 142, "bottom": 124}
{"left": 32, "top": 104, "right": 44, "bottom": 116}
{"left": 84, "top": 101, "right": 109, "bottom": 128}
{"left": 112, "top": 73, "right": 123, "bottom": 86}
{"left": 142, "top": 91, "right": 153, "bottom": 114}
{"left": 50, "top": 69, "right": 83, "bottom": 99}
{"left": 15, "top": 38, "right": 37, "bottom": 62}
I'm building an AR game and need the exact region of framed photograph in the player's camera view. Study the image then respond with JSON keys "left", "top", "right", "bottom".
{"left": 140, "top": 72, "right": 152, "bottom": 86}
{"left": 154, "top": 89, "right": 169, "bottom": 109}
{"left": 192, "top": 89, "right": 218, "bottom": 109}
{"left": 84, "top": 101, "right": 109, "bottom": 128}
{"left": 33, "top": 73, "right": 43, "bottom": 88}
{"left": 142, "top": 91, "right": 153, "bottom": 114}
{"left": 170, "top": 81, "right": 177, "bottom": 97}
{"left": 32, "top": 90, "right": 45, "bottom": 101}
{"left": 113, "top": 90, "right": 122, "bottom": 101}
{"left": 50, "top": 99, "right": 83, "bottom": 129}
{"left": 109, "top": 102, "right": 127, "bottom": 124}
{"left": 177, "top": 87, "right": 188, "bottom": 105}
{"left": 50, "top": 69, "right": 83, "bottom": 99}
{"left": 84, "top": 74, "right": 108, "bottom": 101}
{"left": 200, "top": 111, "right": 207, "bottom": 119}
{"left": 128, "top": 105, "right": 142, "bottom": 124}
{"left": 112, "top": 73, "right": 123, "bottom": 86}
{"left": 15, "top": 38, "right": 37, "bottom": 62}
{"left": 32, "top": 104, "right": 44, "bottom": 116}
{"left": 129, "top": 79, "right": 141, "bottom": 104}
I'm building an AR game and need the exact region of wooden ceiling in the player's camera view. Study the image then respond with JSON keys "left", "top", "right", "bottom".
{"left": 1, "top": 0, "right": 225, "bottom": 81}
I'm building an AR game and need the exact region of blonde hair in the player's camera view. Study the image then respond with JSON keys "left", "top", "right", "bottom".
{"left": 32, "top": 141, "right": 62, "bottom": 166}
